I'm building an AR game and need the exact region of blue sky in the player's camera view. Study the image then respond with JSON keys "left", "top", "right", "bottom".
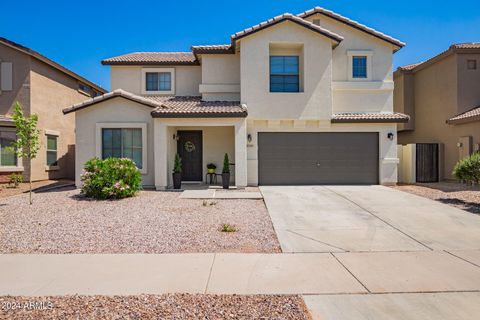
{"left": 2, "top": 0, "right": 479, "bottom": 90}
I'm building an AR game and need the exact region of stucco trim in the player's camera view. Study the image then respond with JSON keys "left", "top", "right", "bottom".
{"left": 95, "top": 122, "right": 148, "bottom": 174}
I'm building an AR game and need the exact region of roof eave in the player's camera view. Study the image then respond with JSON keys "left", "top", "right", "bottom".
{"left": 151, "top": 111, "right": 248, "bottom": 118}
{"left": 331, "top": 118, "right": 409, "bottom": 124}
{"left": 101, "top": 60, "right": 200, "bottom": 66}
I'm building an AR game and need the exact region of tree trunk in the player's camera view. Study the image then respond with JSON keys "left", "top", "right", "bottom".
{"left": 29, "top": 174, "right": 32, "bottom": 205}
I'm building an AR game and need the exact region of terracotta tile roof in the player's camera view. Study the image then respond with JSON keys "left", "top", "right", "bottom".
{"left": 331, "top": 112, "right": 410, "bottom": 123}
{"left": 447, "top": 106, "right": 480, "bottom": 125}
{"left": 396, "top": 43, "right": 480, "bottom": 74}
{"left": 397, "top": 62, "right": 423, "bottom": 71}
{"left": 149, "top": 96, "right": 247, "bottom": 118}
{"left": 101, "top": 52, "right": 199, "bottom": 66}
{"left": 450, "top": 42, "right": 480, "bottom": 49}
{"left": 63, "top": 89, "right": 247, "bottom": 118}
{"left": 231, "top": 13, "right": 343, "bottom": 44}
{"left": 0, "top": 37, "right": 106, "bottom": 93}
{"left": 63, "top": 89, "right": 161, "bottom": 114}
{"left": 297, "top": 7, "right": 405, "bottom": 50}
{"left": 191, "top": 44, "right": 234, "bottom": 54}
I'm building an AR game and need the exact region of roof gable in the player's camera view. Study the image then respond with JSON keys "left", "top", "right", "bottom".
{"left": 231, "top": 13, "right": 343, "bottom": 46}
{"left": 297, "top": 7, "right": 404, "bottom": 50}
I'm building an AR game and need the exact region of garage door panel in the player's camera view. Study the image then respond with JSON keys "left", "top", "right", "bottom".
{"left": 258, "top": 132, "right": 379, "bottom": 185}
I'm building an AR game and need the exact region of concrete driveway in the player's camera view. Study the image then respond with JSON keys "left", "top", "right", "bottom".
{"left": 261, "top": 185, "right": 480, "bottom": 252}
{"left": 261, "top": 185, "right": 480, "bottom": 319}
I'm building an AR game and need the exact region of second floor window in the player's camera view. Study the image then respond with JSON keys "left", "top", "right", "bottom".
{"left": 352, "top": 56, "right": 367, "bottom": 78}
{"left": 146, "top": 72, "right": 171, "bottom": 91}
{"left": 270, "top": 56, "right": 299, "bottom": 92}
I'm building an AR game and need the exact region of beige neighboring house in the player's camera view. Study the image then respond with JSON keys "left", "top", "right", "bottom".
{"left": 0, "top": 37, "right": 106, "bottom": 183}
{"left": 394, "top": 43, "right": 480, "bottom": 180}
{"left": 64, "top": 7, "right": 408, "bottom": 189}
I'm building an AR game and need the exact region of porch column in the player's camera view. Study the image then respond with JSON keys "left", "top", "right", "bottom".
{"left": 234, "top": 119, "right": 247, "bottom": 187}
{"left": 154, "top": 119, "right": 168, "bottom": 190}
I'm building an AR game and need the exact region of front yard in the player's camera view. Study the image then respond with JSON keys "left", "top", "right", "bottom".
{"left": 391, "top": 182, "right": 480, "bottom": 214}
{"left": 0, "top": 188, "right": 280, "bottom": 253}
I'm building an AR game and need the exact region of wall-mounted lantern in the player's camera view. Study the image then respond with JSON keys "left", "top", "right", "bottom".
{"left": 247, "top": 133, "right": 252, "bottom": 143}
{"left": 387, "top": 132, "right": 394, "bottom": 141}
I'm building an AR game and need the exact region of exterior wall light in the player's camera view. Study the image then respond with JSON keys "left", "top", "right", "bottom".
{"left": 387, "top": 132, "right": 394, "bottom": 140}
{"left": 247, "top": 133, "right": 252, "bottom": 143}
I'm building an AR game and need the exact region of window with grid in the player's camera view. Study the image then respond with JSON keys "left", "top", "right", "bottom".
{"left": 146, "top": 72, "right": 171, "bottom": 91}
{"left": 102, "top": 128, "right": 143, "bottom": 169}
{"left": 0, "top": 130, "right": 17, "bottom": 166}
{"left": 46, "top": 135, "right": 58, "bottom": 166}
{"left": 270, "top": 56, "right": 300, "bottom": 92}
{"left": 352, "top": 56, "right": 367, "bottom": 78}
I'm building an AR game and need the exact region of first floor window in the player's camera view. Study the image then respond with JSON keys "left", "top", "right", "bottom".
{"left": 270, "top": 56, "right": 300, "bottom": 92}
{"left": 46, "top": 135, "right": 58, "bottom": 166}
{"left": 102, "top": 128, "right": 142, "bottom": 168}
{"left": 0, "top": 130, "right": 17, "bottom": 166}
{"left": 352, "top": 56, "right": 367, "bottom": 78}
{"left": 146, "top": 72, "right": 171, "bottom": 91}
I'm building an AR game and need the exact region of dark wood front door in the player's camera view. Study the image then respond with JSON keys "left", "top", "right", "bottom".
{"left": 177, "top": 130, "right": 203, "bottom": 181}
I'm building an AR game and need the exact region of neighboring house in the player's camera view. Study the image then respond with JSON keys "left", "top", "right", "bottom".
{"left": 394, "top": 43, "right": 480, "bottom": 180}
{"left": 0, "top": 37, "right": 106, "bottom": 183}
{"left": 64, "top": 7, "right": 408, "bottom": 189}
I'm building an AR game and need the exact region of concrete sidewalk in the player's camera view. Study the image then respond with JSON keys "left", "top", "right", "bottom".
{"left": 1, "top": 251, "right": 480, "bottom": 296}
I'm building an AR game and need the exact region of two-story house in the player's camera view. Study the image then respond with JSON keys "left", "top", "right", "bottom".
{"left": 394, "top": 43, "right": 480, "bottom": 181}
{"left": 64, "top": 7, "right": 407, "bottom": 189}
{"left": 0, "top": 37, "right": 106, "bottom": 183}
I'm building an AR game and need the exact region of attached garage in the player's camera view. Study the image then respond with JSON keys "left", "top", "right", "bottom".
{"left": 258, "top": 132, "right": 379, "bottom": 185}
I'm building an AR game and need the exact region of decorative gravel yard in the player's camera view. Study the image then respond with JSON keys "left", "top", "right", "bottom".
{"left": 0, "top": 189, "right": 281, "bottom": 253}
{"left": 0, "top": 294, "right": 310, "bottom": 320}
{"left": 391, "top": 182, "right": 480, "bottom": 214}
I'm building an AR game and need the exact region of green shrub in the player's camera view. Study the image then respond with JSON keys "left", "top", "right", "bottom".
{"left": 173, "top": 153, "right": 182, "bottom": 173}
{"left": 8, "top": 173, "right": 23, "bottom": 188}
{"left": 81, "top": 157, "right": 141, "bottom": 199}
{"left": 453, "top": 152, "right": 480, "bottom": 184}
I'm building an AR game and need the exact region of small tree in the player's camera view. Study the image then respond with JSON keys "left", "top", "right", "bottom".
{"left": 8, "top": 102, "right": 40, "bottom": 204}
{"left": 222, "top": 153, "right": 230, "bottom": 174}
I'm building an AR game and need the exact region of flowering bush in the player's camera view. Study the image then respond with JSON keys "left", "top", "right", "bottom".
{"left": 81, "top": 157, "right": 141, "bottom": 199}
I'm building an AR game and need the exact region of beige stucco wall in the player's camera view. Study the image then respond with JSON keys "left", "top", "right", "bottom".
{"left": 29, "top": 58, "right": 91, "bottom": 181}
{"left": 304, "top": 13, "right": 395, "bottom": 114}
{"left": 74, "top": 97, "right": 156, "bottom": 187}
{"left": 110, "top": 65, "right": 201, "bottom": 96}
{"left": 240, "top": 21, "right": 333, "bottom": 120}
{"left": 246, "top": 120, "right": 399, "bottom": 185}
{"left": 200, "top": 54, "right": 240, "bottom": 101}
{"left": 395, "top": 53, "right": 480, "bottom": 179}
{"left": 457, "top": 53, "right": 480, "bottom": 114}
{"left": 393, "top": 72, "right": 415, "bottom": 131}
{"left": 0, "top": 43, "right": 31, "bottom": 117}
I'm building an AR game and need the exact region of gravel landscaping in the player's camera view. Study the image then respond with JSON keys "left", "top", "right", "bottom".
{"left": 0, "top": 189, "right": 280, "bottom": 253}
{"left": 392, "top": 182, "right": 480, "bottom": 214}
{"left": 0, "top": 180, "right": 74, "bottom": 199}
{"left": 0, "top": 294, "right": 310, "bottom": 319}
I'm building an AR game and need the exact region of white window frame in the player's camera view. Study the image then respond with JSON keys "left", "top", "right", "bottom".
{"left": 45, "top": 129, "right": 60, "bottom": 171}
{"left": 95, "top": 123, "right": 148, "bottom": 174}
{"left": 347, "top": 50, "right": 373, "bottom": 81}
{"left": 0, "top": 127, "right": 23, "bottom": 172}
{"left": 141, "top": 68, "right": 175, "bottom": 95}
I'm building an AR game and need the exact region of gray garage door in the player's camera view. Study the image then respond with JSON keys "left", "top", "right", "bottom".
{"left": 258, "top": 132, "right": 379, "bottom": 185}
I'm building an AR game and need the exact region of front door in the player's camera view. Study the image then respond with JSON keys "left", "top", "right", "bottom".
{"left": 177, "top": 130, "right": 203, "bottom": 181}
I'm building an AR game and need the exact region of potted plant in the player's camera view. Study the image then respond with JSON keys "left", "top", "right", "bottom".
{"left": 172, "top": 153, "right": 182, "bottom": 189}
{"left": 207, "top": 163, "right": 217, "bottom": 174}
{"left": 222, "top": 153, "right": 230, "bottom": 189}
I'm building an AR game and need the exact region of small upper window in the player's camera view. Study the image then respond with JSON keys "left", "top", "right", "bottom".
{"left": 467, "top": 60, "right": 477, "bottom": 70}
{"left": 352, "top": 56, "right": 368, "bottom": 78}
{"left": 46, "top": 135, "right": 58, "bottom": 166}
{"left": 270, "top": 56, "right": 299, "bottom": 93}
{"left": 146, "top": 72, "right": 171, "bottom": 91}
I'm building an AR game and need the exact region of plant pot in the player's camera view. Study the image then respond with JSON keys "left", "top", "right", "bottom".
{"left": 172, "top": 172, "right": 182, "bottom": 189}
{"left": 207, "top": 168, "right": 215, "bottom": 174}
{"left": 222, "top": 173, "right": 230, "bottom": 189}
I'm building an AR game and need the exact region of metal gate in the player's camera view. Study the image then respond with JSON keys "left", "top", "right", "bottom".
{"left": 416, "top": 143, "right": 439, "bottom": 182}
